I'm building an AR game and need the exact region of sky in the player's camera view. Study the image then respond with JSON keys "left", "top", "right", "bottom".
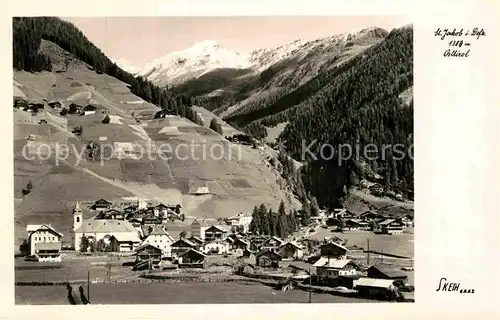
{"left": 64, "top": 16, "right": 409, "bottom": 68}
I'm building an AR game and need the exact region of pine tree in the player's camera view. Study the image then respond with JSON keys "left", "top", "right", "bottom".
{"left": 79, "top": 235, "right": 89, "bottom": 253}
{"left": 209, "top": 117, "right": 223, "bottom": 135}
{"left": 310, "top": 196, "right": 320, "bottom": 217}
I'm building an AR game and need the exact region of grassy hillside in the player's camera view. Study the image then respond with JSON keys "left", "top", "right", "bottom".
{"left": 13, "top": 39, "right": 302, "bottom": 247}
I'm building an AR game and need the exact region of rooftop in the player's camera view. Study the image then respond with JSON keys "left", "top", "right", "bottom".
{"left": 313, "top": 257, "right": 354, "bottom": 269}
{"left": 354, "top": 277, "right": 395, "bottom": 288}
{"left": 75, "top": 219, "right": 137, "bottom": 234}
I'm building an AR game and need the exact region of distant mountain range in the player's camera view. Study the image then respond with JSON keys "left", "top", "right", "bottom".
{"left": 131, "top": 27, "right": 388, "bottom": 89}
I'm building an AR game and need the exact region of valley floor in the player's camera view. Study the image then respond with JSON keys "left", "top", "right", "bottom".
{"left": 16, "top": 282, "right": 374, "bottom": 305}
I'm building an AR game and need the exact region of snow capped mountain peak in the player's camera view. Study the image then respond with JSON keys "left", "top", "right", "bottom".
{"left": 138, "top": 26, "right": 389, "bottom": 86}
{"left": 137, "top": 40, "right": 251, "bottom": 86}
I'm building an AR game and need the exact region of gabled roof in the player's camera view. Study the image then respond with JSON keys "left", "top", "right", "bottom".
{"left": 232, "top": 238, "right": 249, "bottom": 246}
{"left": 94, "top": 199, "right": 112, "bottom": 206}
{"left": 136, "top": 243, "right": 162, "bottom": 253}
{"left": 354, "top": 277, "right": 395, "bottom": 288}
{"left": 263, "top": 236, "right": 284, "bottom": 245}
{"left": 187, "top": 236, "right": 204, "bottom": 244}
{"left": 172, "top": 238, "right": 197, "bottom": 247}
{"left": 149, "top": 225, "right": 168, "bottom": 236}
{"left": 321, "top": 241, "right": 349, "bottom": 252}
{"left": 28, "top": 224, "right": 64, "bottom": 237}
{"left": 367, "top": 265, "right": 408, "bottom": 278}
{"left": 256, "top": 248, "right": 282, "bottom": 259}
{"left": 179, "top": 248, "right": 206, "bottom": 258}
{"left": 378, "top": 219, "right": 397, "bottom": 226}
{"left": 205, "top": 225, "right": 227, "bottom": 233}
{"left": 76, "top": 219, "right": 136, "bottom": 234}
{"left": 280, "top": 241, "right": 303, "bottom": 249}
{"left": 110, "top": 233, "right": 141, "bottom": 243}
{"left": 313, "top": 257, "right": 355, "bottom": 269}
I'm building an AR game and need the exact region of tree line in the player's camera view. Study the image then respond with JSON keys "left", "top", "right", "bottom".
{"left": 248, "top": 197, "right": 320, "bottom": 238}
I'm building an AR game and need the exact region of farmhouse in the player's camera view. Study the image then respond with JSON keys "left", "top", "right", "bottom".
{"left": 255, "top": 249, "right": 282, "bottom": 268}
{"left": 13, "top": 97, "right": 28, "bottom": 109}
{"left": 47, "top": 100, "right": 62, "bottom": 108}
{"left": 142, "top": 213, "right": 163, "bottom": 225}
{"left": 203, "top": 240, "right": 229, "bottom": 255}
{"left": 108, "top": 233, "right": 141, "bottom": 252}
{"left": 171, "top": 238, "right": 198, "bottom": 258}
{"left": 140, "top": 225, "right": 174, "bottom": 258}
{"left": 230, "top": 238, "right": 249, "bottom": 251}
{"left": 320, "top": 242, "right": 349, "bottom": 259}
{"left": 68, "top": 103, "right": 83, "bottom": 114}
{"left": 313, "top": 257, "right": 359, "bottom": 277}
{"left": 334, "top": 208, "right": 356, "bottom": 219}
{"left": 261, "top": 236, "right": 285, "bottom": 251}
{"left": 278, "top": 241, "right": 304, "bottom": 260}
{"left": 91, "top": 199, "right": 112, "bottom": 212}
{"left": 26, "top": 224, "right": 63, "bottom": 262}
{"left": 96, "top": 209, "right": 124, "bottom": 220}
{"left": 378, "top": 219, "right": 404, "bottom": 234}
{"left": 345, "top": 219, "right": 370, "bottom": 230}
{"left": 354, "top": 277, "right": 397, "bottom": 300}
{"left": 204, "top": 225, "right": 228, "bottom": 241}
{"left": 189, "top": 218, "right": 218, "bottom": 240}
{"left": 134, "top": 244, "right": 162, "bottom": 270}
{"left": 367, "top": 265, "right": 408, "bottom": 282}
{"left": 178, "top": 249, "right": 207, "bottom": 268}
{"left": 82, "top": 104, "right": 97, "bottom": 115}
{"left": 360, "top": 210, "right": 382, "bottom": 221}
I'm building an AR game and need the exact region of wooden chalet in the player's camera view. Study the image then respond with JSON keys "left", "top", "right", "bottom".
{"left": 344, "top": 219, "right": 370, "bottom": 230}
{"left": 171, "top": 238, "right": 198, "bottom": 258}
{"left": 255, "top": 249, "right": 282, "bottom": 268}
{"left": 47, "top": 100, "right": 62, "bottom": 108}
{"left": 378, "top": 219, "right": 404, "bottom": 234}
{"left": 278, "top": 241, "right": 304, "bottom": 260}
{"left": 82, "top": 104, "right": 97, "bottom": 115}
{"left": 367, "top": 266, "right": 408, "bottom": 282}
{"left": 134, "top": 244, "right": 162, "bottom": 270}
{"left": 178, "top": 249, "right": 207, "bottom": 268}
{"left": 204, "top": 225, "right": 227, "bottom": 241}
{"left": 91, "top": 199, "right": 112, "bottom": 212}
{"left": 320, "top": 242, "right": 349, "bottom": 259}
{"left": 261, "top": 236, "right": 285, "bottom": 251}
{"left": 142, "top": 213, "right": 162, "bottom": 225}
{"left": 313, "top": 257, "right": 359, "bottom": 277}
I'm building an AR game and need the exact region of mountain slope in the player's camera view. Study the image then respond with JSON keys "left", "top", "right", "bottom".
{"left": 281, "top": 26, "right": 414, "bottom": 208}
{"left": 13, "top": 39, "right": 301, "bottom": 247}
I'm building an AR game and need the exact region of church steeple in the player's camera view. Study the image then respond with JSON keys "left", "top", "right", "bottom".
{"left": 73, "top": 201, "right": 83, "bottom": 232}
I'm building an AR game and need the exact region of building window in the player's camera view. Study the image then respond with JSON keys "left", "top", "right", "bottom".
{"left": 76, "top": 217, "right": 80, "bottom": 223}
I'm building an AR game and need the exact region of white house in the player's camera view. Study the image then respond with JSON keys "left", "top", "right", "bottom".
{"left": 278, "top": 241, "right": 304, "bottom": 260}
{"left": 140, "top": 225, "right": 174, "bottom": 258}
{"left": 26, "top": 224, "right": 63, "bottom": 262}
{"left": 225, "top": 213, "right": 252, "bottom": 233}
{"left": 313, "top": 257, "right": 359, "bottom": 277}
{"left": 203, "top": 240, "right": 230, "bottom": 255}
{"left": 71, "top": 202, "right": 140, "bottom": 252}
